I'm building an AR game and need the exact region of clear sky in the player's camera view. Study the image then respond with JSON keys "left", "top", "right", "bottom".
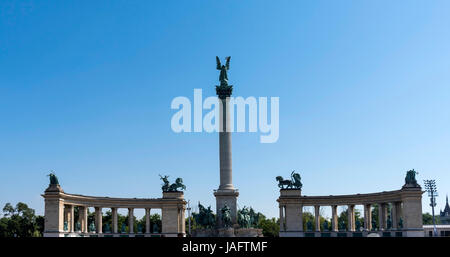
{"left": 1, "top": 0, "right": 449, "bottom": 219}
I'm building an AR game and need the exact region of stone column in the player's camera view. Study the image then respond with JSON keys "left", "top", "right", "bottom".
{"left": 63, "top": 205, "right": 69, "bottom": 231}
{"left": 364, "top": 204, "right": 372, "bottom": 231}
{"left": 95, "top": 207, "right": 102, "bottom": 233}
{"left": 79, "top": 206, "right": 87, "bottom": 233}
{"left": 391, "top": 203, "right": 397, "bottom": 230}
{"left": 395, "top": 202, "right": 403, "bottom": 229}
{"left": 178, "top": 207, "right": 185, "bottom": 235}
{"left": 67, "top": 205, "right": 74, "bottom": 232}
{"left": 378, "top": 203, "right": 386, "bottom": 231}
{"left": 214, "top": 85, "right": 239, "bottom": 228}
{"left": 112, "top": 208, "right": 118, "bottom": 234}
{"left": 279, "top": 205, "right": 284, "bottom": 232}
{"left": 314, "top": 205, "right": 321, "bottom": 232}
{"left": 145, "top": 208, "right": 151, "bottom": 234}
{"left": 331, "top": 205, "right": 338, "bottom": 232}
{"left": 219, "top": 97, "right": 233, "bottom": 190}
{"left": 128, "top": 208, "right": 134, "bottom": 233}
{"left": 347, "top": 205, "right": 355, "bottom": 231}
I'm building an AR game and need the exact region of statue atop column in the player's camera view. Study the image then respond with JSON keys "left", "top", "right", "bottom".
{"left": 215, "top": 56, "right": 233, "bottom": 99}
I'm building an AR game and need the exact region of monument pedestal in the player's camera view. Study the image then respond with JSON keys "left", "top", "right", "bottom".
{"left": 214, "top": 189, "right": 239, "bottom": 227}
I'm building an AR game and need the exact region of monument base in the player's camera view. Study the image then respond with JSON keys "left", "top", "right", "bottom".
{"left": 191, "top": 228, "right": 263, "bottom": 237}
{"left": 214, "top": 189, "right": 239, "bottom": 227}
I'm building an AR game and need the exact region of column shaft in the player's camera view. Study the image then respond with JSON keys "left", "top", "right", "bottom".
{"left": 364, "top": 204, "right": 372, "bottom": 231}
{"left": 331, "top": 205, "right": 338, "bottom": 232}
{"left": 95, "top": 207, "right": 102, "bottom": 233}
{"left": 347, "top": 205, "right": 355, "bottom": 231}
{"left": 218, "top": 98, "right": 233, "bottom": 190}
{"left": 128, "top": 208, "right": 134, "bottom": 233}
{"left": 145, "top": 208, "right": 151, "bottom": 234}
{"left": 314, "top": 206, "right": 321, "bottom": 232}
{"left": 112, "top": 208, "right": 118, "bottom": 233}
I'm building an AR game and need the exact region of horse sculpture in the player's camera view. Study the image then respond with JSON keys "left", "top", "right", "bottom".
{"left": 159, "top": 175, "right": 186, "bottom": 192}
{"left": 168, "top": 178, "right": 186, "bottom": 192}
{"left": 276, "top": 170, "right": 302, "bottom": 189}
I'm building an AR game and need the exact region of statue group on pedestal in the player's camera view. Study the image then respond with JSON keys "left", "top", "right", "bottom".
{"left": 159, "top": 175, "right": 186, "bottom": 192}
{"left": 193, "top": 202, "right": 216, "bottom": 228}
{"left": 404, "top": 169, "right": 419, "bottom": 187}
{"left": 276, "top": 170, "right": 302, "bottom": 189}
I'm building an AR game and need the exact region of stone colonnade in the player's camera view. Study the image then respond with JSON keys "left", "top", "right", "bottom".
{"left": 278, "top": 186, "right": 423, "bottom": 237}
{"left": 42, "top": 184, "right": 186, "bottom": 237}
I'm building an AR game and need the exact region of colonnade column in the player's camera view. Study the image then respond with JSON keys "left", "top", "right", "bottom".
{"left": 314, "top": 205, "right": 320, "bottom": 232}
{"left": 79, "top": 206, "right": 88, "bottom": 233}
{"left": 331, "top": 205, "right": 338, "bottom": 232}
{"left": 279, "top": 205, "right": 285, "bottom": 231}
{"left": 347, "top": 205, "right": 355, "bottom": 231}
{"left": 128, "top": 208, "right": 134, "bottom": 233}
{"left": 145, "top": 208, "right": 151, "bottom": 234}
{"left": 391, "top": 203, "right": 397, "bottom": 229}
{"left": 364, "top": 204, "right": 372, "bottom": 231}
{"left": 378, "top": 203, "right": 387, "bottom": 231}
{"left": 95, "top": 207, "right": 102, "bottom": 233}
{"left": 112, "top": 208, "right": 118, "bottom": 234}
{"left": 394, "top": 202, "right": 403, "bottom": 229}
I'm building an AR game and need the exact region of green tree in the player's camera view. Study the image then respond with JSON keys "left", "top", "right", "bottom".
{"left": 423, "top": 212, "right": 440, "bottom": 225}
{"left": 0, "top": 202, "right": 43, "bottom": 237}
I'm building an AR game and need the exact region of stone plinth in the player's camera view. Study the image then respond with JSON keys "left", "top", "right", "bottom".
{"left": 163, "top": 191, "right": 184, "bottom": 199}
{"left": 218, "top": 227, "right": 235, "bottom": 237}
{"left": 214, "top": 189, "right": 239, "bottom": 227}
{"left": 280, "top": 189, "right": 302, "bottom": 197}
{"left": 234, "top": 228, "right": 263, "bottom": 237}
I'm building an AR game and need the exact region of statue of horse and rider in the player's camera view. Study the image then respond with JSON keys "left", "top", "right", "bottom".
{"left": 220, "top": 205, "right": 232, "bottom": 228}
{"left": 238, "top": 206, "right": 252, "bottom": 228}
{"left": 159, "top": 174, "right": 186, "bottom": 192}
{"left": 193, "top": 202, "right": 216, "bottom": 228}
{"left": 276, "top": 170, "right": 302, "bottom": 189}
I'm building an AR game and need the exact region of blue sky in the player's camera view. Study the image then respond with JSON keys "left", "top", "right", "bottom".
{"left": 1, "top": 0, "right": 449, "bottom": 219}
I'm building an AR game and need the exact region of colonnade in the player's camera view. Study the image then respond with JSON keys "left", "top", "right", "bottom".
{"left": 277, "top": 185, "right": 423, "bottom": 237}
{"left": 43, "top": 184, "right": 186, "bottom": 237}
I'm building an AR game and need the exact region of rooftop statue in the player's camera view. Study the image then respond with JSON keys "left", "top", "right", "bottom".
{"left": 47, "top": 171, "right": 59, "bottom": 185}
{"left": 276, "top": 170, "right": 302, "bottom": 189}
{"left": 220, "top": 204, "right": 232, "bottom": 228}
{"left": 159, "top": 175, "right": 186, "bottom": 192}
{"left": 404, "top": 169, "right": 419, "bottom": 187}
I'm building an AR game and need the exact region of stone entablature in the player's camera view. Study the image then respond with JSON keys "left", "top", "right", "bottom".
{"left": 42, "top": 184, "right": 186, "bottom": 237}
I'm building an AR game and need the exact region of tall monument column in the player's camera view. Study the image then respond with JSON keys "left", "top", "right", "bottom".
{"left": 214, "top": 56, "right": 239, "bottom": 227}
